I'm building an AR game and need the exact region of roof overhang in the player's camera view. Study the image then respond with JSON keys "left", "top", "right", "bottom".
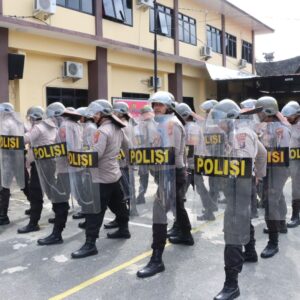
{"left": 206, "top": 63, "right": 257, "bottom": 80}
{"left": 196, "top": 0, "right": 274, "bottom": 35}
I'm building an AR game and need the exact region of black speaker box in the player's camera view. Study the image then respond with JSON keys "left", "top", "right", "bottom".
{"left": 8, "top": 53, "right": 25, "bottom": 80}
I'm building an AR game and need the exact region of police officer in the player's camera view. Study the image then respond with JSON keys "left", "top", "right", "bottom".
{"left": 175, "top": 102, "right": 216, "bottom": 221}
{"left": 211, "top": 100, "right": 265, "bottom": 300}
{"left": 281, "top": 101, "right": 300, "bottom": 228}
{"left": 256, "top": 96, "right": 290, "bottom": 258}
{"left": 0, "top": 103, "right": 27, "bottom": 226}
{"left": 17, "top": 105, "right": 58, "bottom": 234}
{"left": 135, "top": 105, "right": 155, "bottom": 205}
{"left": 104, "top": 101, "right": 137, "bottom": 230}
{"left": 71, "top": 100, "right": 131, "bottom": 259}
{"left": 137, "top": 92, "right": 193, "bottom": 278}
{"left": 37, "top": 105, "right": 82, "bottom": 245}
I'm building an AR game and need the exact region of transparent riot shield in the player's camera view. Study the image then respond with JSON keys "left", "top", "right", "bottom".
{"left": 30, "top": 118, "right": 70, "bottom": 203}
{"left": 66, "top": 119, "right": 100, "bottom": 214}
{"left": 289, "top": 121, "right": 300, "bottom": 207}
{"left": 195, "top": 118, "right": 253, "bottom": 244}
{"left": 129, "top": 114, "right": 176, "bottom": 224}
{"left": 118, "top": 119, "right": 138, "bottom": 216}
{"left": 259, "top": 121, "right": 290, "bottom": 223}
{"left": 183, "top": 120, "right": 204, "bottom": 225}
{"left": 0, "top": 111, "right": 25, "bottom": 189}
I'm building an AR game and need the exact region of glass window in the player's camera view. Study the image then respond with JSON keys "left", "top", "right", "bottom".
{"left": 206, "top": 25, "right": 222, "bottom": 53}
{"left": 68, "top": 0, "right": 80, "bottom": 10}
{"left": 103, "top": 0, "right": 132, "bottom": 25}
{"left": 225, "top": 33, "right": 236, "bottom": 57}
{"left": 150, "top": 4, "right": 173, "bottom": 38}
{"left": 242, "top": 41, "right": 253, "bottom": 63}
{"left": 57, "top": 0, "right": 94, "bottom": 15}
{"left": 178, "top": 13, "right": 197, "bottom": 45}
{"left": 82, "top": 0, "right": 93, "bottom": 14}
{"left": 103, "top": 0, "right": 115, "bottom": 18}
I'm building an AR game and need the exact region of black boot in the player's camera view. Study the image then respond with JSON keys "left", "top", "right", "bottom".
{"left": 71, "top": 237, "right": 98, "bottom": 259}
{"left": 287, "top": 201, "right": 300, "bottom": 228}
{"left": 48, "top": 217, "right": 55, "bottom": 224}
{"left": 78, "top": 221, "right": 86, "bottom": 229}
{"left": 107, "top": 224, "right": 131, "bottom": 239}
{"left": 18, "top": 223, "right": 40, "bottom": 234}
{"left": 168, "top": 230, "right": 194, "bottom": 246}
{"left": 243, "top": 246, "right": 258, "bottom": 263}
{"left": 37, "top": 229, "right": 63, "bottom": 246}
{"left": 261, "top": 232, "right": 279, "bottom": 258}
{"left": 72, "top": 212, "right": 85, "bottom": 219}
{"left": 263, "top": 222, "right": 287, "bottom": 234}
{"left": 214, "top": 270, "right": 240, "bottom": 300}
{"left": 0, "top": 215, "right": 10, "bottom": 226}
{"left": 243, "top": 223, "right": 258, "bottom": 263}
{"left": 137, "top": 249, "right": 165, "bottom": 278}
{"left": 104, "top": 218, "right": 119, "bottom": 229}
{"left": 166, "top": 221, "right": 180, "bottom": 238}
{"left": 24, "top": 209, "right": 31, "bottom": 216}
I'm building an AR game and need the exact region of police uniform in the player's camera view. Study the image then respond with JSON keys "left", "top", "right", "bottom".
{"left": 18, "top": 118, "right": 57, "bottom": 233}
{"left": 71, "top": 112, "right": 130, "bottom": 259}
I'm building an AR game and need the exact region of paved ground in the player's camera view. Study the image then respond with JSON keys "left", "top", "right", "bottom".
{"left": 1, "top": 179, "right": 300, "bottom": 300}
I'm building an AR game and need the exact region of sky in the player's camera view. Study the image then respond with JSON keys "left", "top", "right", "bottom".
{"left": 228, "top": 0, "right": 300, "bottom": 62}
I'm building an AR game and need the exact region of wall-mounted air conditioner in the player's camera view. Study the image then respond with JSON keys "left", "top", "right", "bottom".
{"left": 239, "top": 59, "right": 247, "bottom": 69}
{"left": 149, "top": 76, "right": 161, "bottom": 88}
{"left": 63, "top": 61, "right": 83, "bottom": 80}
{"left": 34, "top": 0, "right": 56, "bottom": 20}
{"left": 200, "top": 46, "right": 212, "bottom": 59}
{"left": 137, "top": 0, "right": 154, "bottom": 8}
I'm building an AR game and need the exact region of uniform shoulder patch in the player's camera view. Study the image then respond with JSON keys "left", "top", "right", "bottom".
{"left": 94, "top": 131, "right": 101, "bottom": 144}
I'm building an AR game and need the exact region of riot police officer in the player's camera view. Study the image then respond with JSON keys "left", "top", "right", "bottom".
{"left": 255, "top": 96, "right": 290, "bottom": 258}
{"left": 175, "top": 102, "right": 216, "bottom": 221}
{"left": 71, "top": 100, "right": 130, "bottom": 259}
{"left": 18, "top": 105, "right": 58, "bottom": 234}
{"left": 137, "top": 91, "right": 193, "bottom": 279}
{"left": 281, "top": 101, "right": 300, "bottom": 228}
{"left": 210, "top": 99, "right": 265, "bottom": 300}
{"left": 0, "top": 103, "right": 26, "bottom": 226}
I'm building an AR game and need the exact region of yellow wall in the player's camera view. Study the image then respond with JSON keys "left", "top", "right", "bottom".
{"left": 103, "top": 0, "right": 174, "bottom": 55}
{"left": 107, "top": 50, "right": 175, "bottom": 101}
{"left": 9, "top": 31, "right": 96, "bottom": 60}
{"left": 9, "top": 52, "right": 89, "bottom": 117}
{"left": 3, "top": 0, "right": 95, "bottom": 35}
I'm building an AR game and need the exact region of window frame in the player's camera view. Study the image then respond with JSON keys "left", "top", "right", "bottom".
{"left": 206, "top": 24, "right": 222, "bottom": 54}
{"left": 102, "top": 0, "right": 133, "bottom": 27}
{"left": 149, "top": 4, "right": 174, "bottom": 39}
{"left": 56, "top": 0, "right": 95, "bottom": 15}
{"left": 178, "top": 13, "right": 197, "bottom": 46}
{"left": 225, "top": 32, "right": 237, "bottom": 58}
{"left": 242, "top": 40, "right": 253, "bottom": 64}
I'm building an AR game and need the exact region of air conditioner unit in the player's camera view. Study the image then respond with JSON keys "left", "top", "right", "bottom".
{"left": 149, "top": 76, "right": 161, "bottom": 88}
{"left": 137, "top": 0, "right": 154, "bottom": 8}
{"left": 200, "top": 46, "right": 212, "bottom": 58}
{"left": 239, "top": 59, "right": 247, "bottom": 69}
{"left": 34, "top": 0, "right": 56, "bottom": 20}
{"left": 63, "top": 61, "right": 83, "bottom": 80}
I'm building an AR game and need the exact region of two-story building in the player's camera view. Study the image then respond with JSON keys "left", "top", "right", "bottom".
{"left": 0, "top": 0, "right": 273, "bottom": 116}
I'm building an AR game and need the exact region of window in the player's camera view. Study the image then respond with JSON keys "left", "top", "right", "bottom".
{"left": 150, "top": 4, "right": 173, "bottom": 38}
{"left": 242, "top": 41, "right": 253, "bottom": 63}
{"left": 178, "top": 13, "right": 196, "bottom": 45}
{"left": 103, "top": 0, "right": 132, "bottom": 25}
{"left": 122, "top": 92, "right": 150, "bottom": 99}
{"left": 46, "top": 88, "right": 88, "bottom": 108}
{"left": 206, "top": 25, "right": 222, "bottom": 53}
{"left": 225, "top": 33, "right": 236, "bottom": 58}
{"left": 57, "top": 0, "right": 94, "bottom": 15}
